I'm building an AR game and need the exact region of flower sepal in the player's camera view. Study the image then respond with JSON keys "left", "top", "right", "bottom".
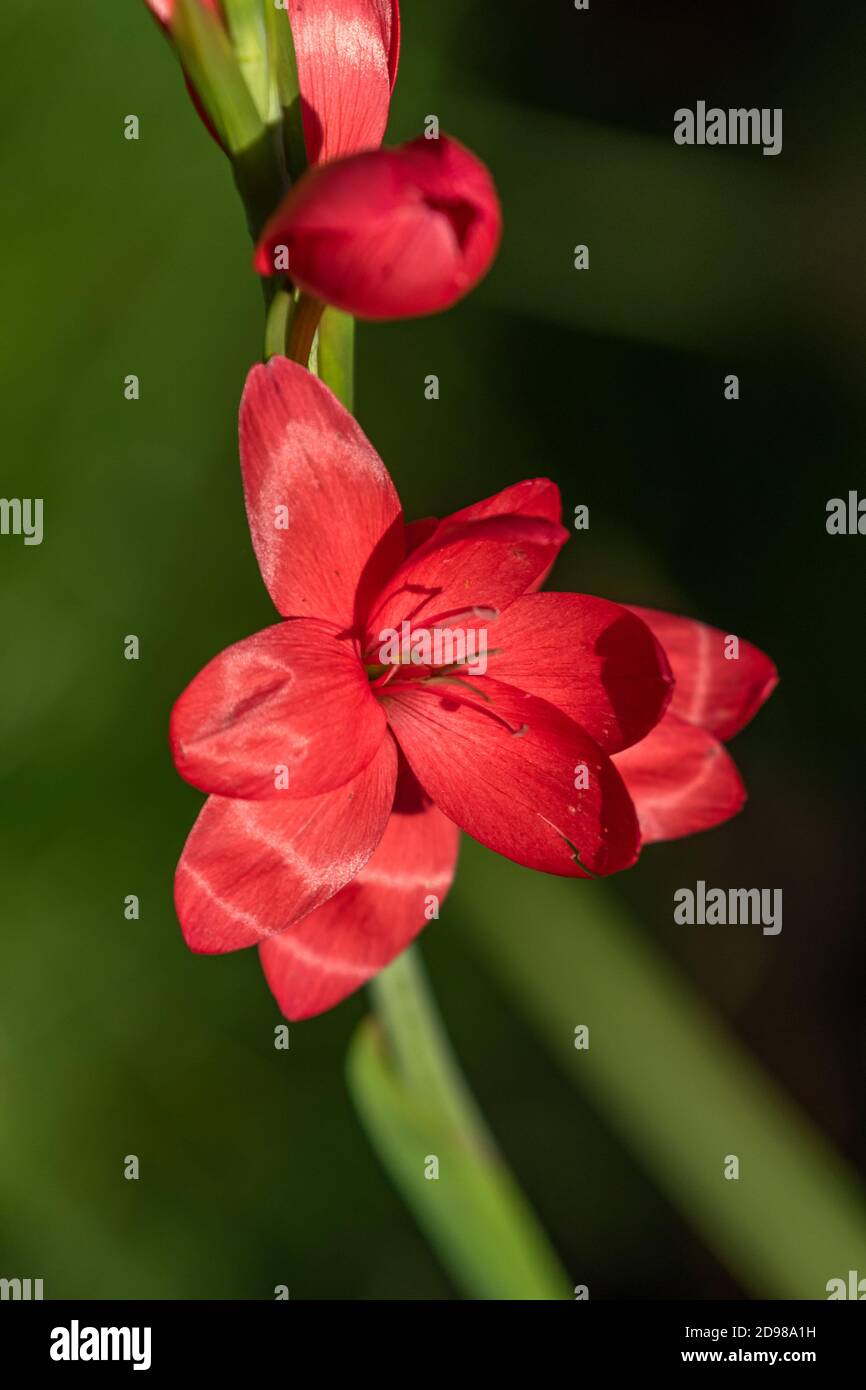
{"left": 169, "top": 0, "right": 268, "bottom": 155}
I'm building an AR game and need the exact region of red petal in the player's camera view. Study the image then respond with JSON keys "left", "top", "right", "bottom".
{"left": 440, "top": 477, "right": 563, "bottom": 528}
{"left": 384, "top": 678, "right": 639, "bottom": 877}
{"left": 484, "top": 593, "right": 673, "bottom": 753}
{"left": 403, "top": 516, "right": 439, "bottom": 554}
{"left": 259, "top": 768, "right": 459, "bottom": 1019}
{"left": 174, "top": 734, "right": 398, "bottom": 953}
{"left": 629, "top": 606, "right": 778, "bottom": 741}
{"left": 239, "top": 357, "right": 403, "bottom": 628}
{"left": 287, "top": 0, "right": 400, "bottom": 164}
{"left": 171, "top": 619, "right": 386, "bottom": 800}
{"left": 365, "top": 514, "right": 569, "bottom": 639}
{"left": 253, "top": 135, "right": 502, "bottom": 320}
{"left": 402, "top": 480, "right": 564, "bottom": 582}
{"left": 435, "top": 477, "right": 565, "bottom": 591}
{"left": 613, "top": 711, "right": 746, "bottom": 843}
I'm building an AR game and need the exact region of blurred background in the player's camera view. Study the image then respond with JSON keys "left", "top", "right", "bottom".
{"left": 0, "top": 0, "right": 864, "bottom": 1298}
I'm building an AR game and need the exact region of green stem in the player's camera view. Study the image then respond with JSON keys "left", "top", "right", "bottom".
{"left": 369, "top": 949, "right": 494, "bottom": 1141}
{"left": 232, "top": 125, "right": 287, "bottom": 243}
{"left": 352, "top": 949, "right": 571, "bottom": 1300}
{"left": 317, "top": 309, "right": 355, "bottom": 413}
{"left": 285, "top": 292, "right": 325, "bottom": 368}
{"left": 263, "top": 285, "right": 293, "bottom": 359}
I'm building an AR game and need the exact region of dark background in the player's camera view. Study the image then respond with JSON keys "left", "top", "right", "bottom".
{"left": 0, "top": 0, "right": 864, "bottom": 1298}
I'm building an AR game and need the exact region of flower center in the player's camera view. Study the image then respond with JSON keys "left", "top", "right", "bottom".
{"left": 364, "top": 608, "right": 499, "bottom": 690}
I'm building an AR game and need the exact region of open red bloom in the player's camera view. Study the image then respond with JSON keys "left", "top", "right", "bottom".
{"left": 253, "top": 135, "right": 502, "bottom": 319}
{"left": 145, "top": 1, "right": 399, "bottom": 162}
{"left": 171, "top": 358, "right": 777, "bottom": 1019}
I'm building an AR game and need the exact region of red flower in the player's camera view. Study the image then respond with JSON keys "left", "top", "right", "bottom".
{"left": 144, "top": 0, "right": 399, "bottom": 163}
{"left": 170, "top": 358, "right": 777, "bottom": 1019}
{"left": 254, "top": 135, "right": 502, "bottom": 319}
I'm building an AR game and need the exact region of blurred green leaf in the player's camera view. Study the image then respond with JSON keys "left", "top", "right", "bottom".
{"left": 456, "top": 841, "right": 866, "bottom": 1299}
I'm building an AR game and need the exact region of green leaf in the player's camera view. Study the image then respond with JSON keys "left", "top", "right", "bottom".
{"left": 348, "top": 1002, "right": 571, "bottom": 1300}
{"left": 455, "top": 841, "right": 866, "bottom": 1299}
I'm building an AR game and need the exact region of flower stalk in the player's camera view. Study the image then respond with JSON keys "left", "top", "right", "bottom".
{"left": 369, "top": 949, "right": 487, "bottom": 1136}
{"left": 351, "top": 950, "right": 572, "bottom": 1300}
{"left": 285, "top": 292, "right": 325, "bottom": 368}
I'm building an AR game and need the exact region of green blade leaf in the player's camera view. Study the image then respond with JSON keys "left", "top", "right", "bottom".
{"left": 455, "top": 840, "right": 866, "bottom": 1299}
{"left": 348, "top": 1015, "right": 571, "bottom": 1300}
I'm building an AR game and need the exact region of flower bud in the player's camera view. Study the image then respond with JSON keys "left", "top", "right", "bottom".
{"left": 254, "top": 135, "right": 502, "bottom": 319}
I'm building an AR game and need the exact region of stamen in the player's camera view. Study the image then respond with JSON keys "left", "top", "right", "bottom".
{"left": 383, "top": 678, "right": 529, "bottom": 735}
{"left": 371, "top": 664, "right": 400, "bottom": 690}
{"left": 415, "top": 604, "right": 500, "bottom": 628}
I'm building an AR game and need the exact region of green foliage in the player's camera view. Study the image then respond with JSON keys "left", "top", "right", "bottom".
{"left": 456, "top": 841, "right": 866, "bottom": 1299}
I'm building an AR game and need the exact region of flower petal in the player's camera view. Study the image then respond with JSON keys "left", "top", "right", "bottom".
{"left": 440, "top": 477, "right": 563, "bottom": 528}
{"left": 239, "top": 356, "right": 404, "bottom": 628}
{"left": 483, "top": 593, "right": 673, "bottom": 753}
{"left": 612, "top": 711, "right": 746, "bottom": 844}
{"left": 365, "top": 514, "right": 569, "bottom": 639}
{"left": 403, "top": 516, "right": 439, "bottom": 554}
{"left": 259, "top": 765, "right": 459, "bottom": 1019}
{"left": 435, "top": 478, "right": 565, "bottom": 591}
{"left": 170, "top": 619, "right": 386, "bottom": 800}
{"left": 254, "top": 135, "right": 502, "bottom": 320}
{"left": 174, "top": 734, "right": 398, "bottom": 953}
{"left": 629, "top": 606, "right": 778, "bottom": 741}
{"left": 287, "top": 0, "right": 400, "bottom": 164}
{"left": 384, "top": 678, "right": 639, "bottom": 877}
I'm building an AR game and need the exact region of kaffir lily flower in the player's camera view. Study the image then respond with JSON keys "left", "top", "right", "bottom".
{"left": 254, "top": 135, "right": 503, "bottom": 318}
{"left": 144, "top": 0, "right": 400, "bottom": 163}
{"left": 169, "top": 357, "right": 777, "bottom": 1020}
